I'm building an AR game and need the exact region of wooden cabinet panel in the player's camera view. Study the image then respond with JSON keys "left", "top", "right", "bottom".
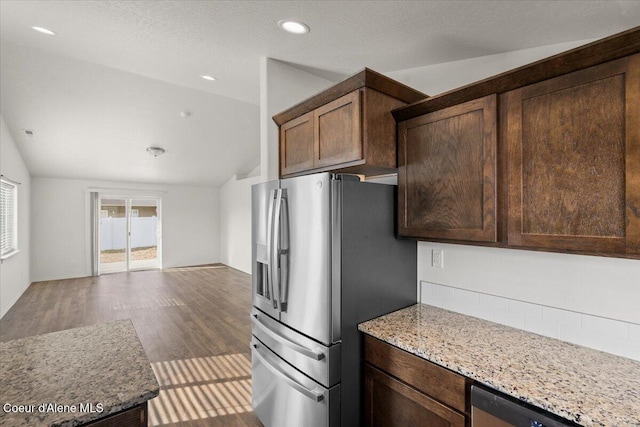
{"left": 363, "top": 335, "right": 468, "bottom": 414}
{"left": 364, "top": 364, "right": 466, "bottom": 427}
{"left": 86, "top": 403, "right": 147, "bottom": 427}
{"left": 506, "top": 55, "right": 640, "bottom": 255}
{"left": 280, "top": 112, "right": 314, "bottom": 176}
{"left": 314, "top": 90, "right": 361, "bottom": 168}
{"left": 362, "top": 88, "right": 406, "bottom": 169}
{"left": 398, "top": 94, "right": 497, "bottom": 242}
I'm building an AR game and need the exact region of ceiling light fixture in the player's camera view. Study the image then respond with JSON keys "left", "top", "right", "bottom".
{"left": 278, "top": 20, "right": 310, "bottom": 35}
{"left": 32, "top": 26, "right": 57, "bottom": 36}
{"left": 146, "top": 147, "right": 165, "bottom": 157}
{"left": 201, "top": 75, "right": 216, "bottom": 81}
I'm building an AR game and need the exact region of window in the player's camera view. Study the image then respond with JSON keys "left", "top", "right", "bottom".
{"left": 0, "top": 178, "right": 18, "bottom": 258}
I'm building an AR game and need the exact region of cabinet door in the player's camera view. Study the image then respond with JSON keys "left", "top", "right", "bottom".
{"left": 280, "top": 112, "right": 314, "bottom": 176}
{"left": 506, "top": 55, "right": 640, "bottom": 255}
{"left": 398, "top": 94, "right": 498, "bottom": 242}
{"left": 314, "top": 90, "right": 362, "bottom": 168}
{"left": 87, "top": 403, "right": 147, "bottom": 427}
{"left": 364, "top": 365, "right": 466, "bottom": 427}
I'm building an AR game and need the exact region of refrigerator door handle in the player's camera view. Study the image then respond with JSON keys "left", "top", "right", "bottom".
{"left": 279, "top": 196, "right": 289, "bottom": 311}
{"left": 252, "top": 341, "right": 325, "bottom": 402}
{"left": 252, "top": 313, "right": 325, "bottom": 360}
{"left": 271, "top": 188, "right": 283, "bottom": 311}
{"left": 266, "top": 189, "right": 277, "bottom": 309}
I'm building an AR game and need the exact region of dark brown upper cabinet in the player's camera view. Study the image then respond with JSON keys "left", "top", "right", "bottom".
{"left": 393, "top": 26, "right": 640, "bottom": 258}
{"left": 505, "top": 54, "right": 640, "bottom": 256}
{"left": 274, "top": 68, "right": 426, "bottom": 178}
{"left": 398, "top": 94, "right": 498, "bottom": 242}
{"left": 280, "top": 112, "right": 314, "bottom": 176}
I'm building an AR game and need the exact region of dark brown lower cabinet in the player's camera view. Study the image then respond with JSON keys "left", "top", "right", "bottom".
{"left": 363, "top": 335, "right": 469, "bottom": 427}
{"left": 364, "top": 365, "right": 466, "bottom": 427}
{"left": 84, "top": 403, "right": 147, "bottom": 427}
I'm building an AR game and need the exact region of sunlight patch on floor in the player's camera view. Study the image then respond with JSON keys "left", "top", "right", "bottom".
{"left": 113, "top": 297, "right": 185, "bottom": 310}
{"left": 148, "top": 353, "right": 252, "bottom": 426}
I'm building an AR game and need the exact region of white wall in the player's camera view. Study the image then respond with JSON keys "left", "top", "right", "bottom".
{"left": 260, "top": 58, "right": 334, "bottom": 181}
{"left": 387, "top": 38, "right": 594, "bottom": 96}
{"left": 386, "top": 40, "right": 640, "bottom": 357}
{"left": 219, "top": 173, "right": 261, "bottom": 274}
{"left": 31, "top": 177, "right": 219, "bottom": 282}
{"left": 0, "top": 115, "right": 31, "bottom": 318}
{"left": 218, "top": 59, "right": 334, "bottom": 273}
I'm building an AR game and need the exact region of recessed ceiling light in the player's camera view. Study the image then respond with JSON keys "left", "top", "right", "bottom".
{"left": 278, "top": 20, "right": 310, "bottom": 35}
{"left": 201, "top": 75, "right": 216, "bottom": 81}
{"left": 32, "top": 26, "right": 57, "bottom": 36}
{"left": 146, "top": 147, "right": 165, "bottom": 157}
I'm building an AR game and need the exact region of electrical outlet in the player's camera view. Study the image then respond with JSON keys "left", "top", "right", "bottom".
{"left": 431, "top": 249, "right": 444, "bottom": 268}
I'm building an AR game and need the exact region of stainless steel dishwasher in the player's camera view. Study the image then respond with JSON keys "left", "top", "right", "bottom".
{"left": 471, "top": 385, "right": 577, "bottom": 427}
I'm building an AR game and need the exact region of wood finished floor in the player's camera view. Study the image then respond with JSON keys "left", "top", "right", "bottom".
{"left": 0, "top": 264, "right": 262, "bottom": 427}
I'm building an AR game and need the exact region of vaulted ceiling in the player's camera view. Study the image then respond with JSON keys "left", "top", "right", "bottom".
{"left": 1, "top": 1, "right": 638, "bottom": 186}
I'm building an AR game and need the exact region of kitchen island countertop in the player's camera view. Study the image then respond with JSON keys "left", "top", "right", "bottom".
{"left": 0, "top": 320, "right": 159, "bottom": 426}
{"left": 359, "top": 303, "right": 640, "bottom": 427}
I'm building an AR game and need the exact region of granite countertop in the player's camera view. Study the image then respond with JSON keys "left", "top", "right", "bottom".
{"left": 359, "top": 304, "right": 640, "bottom": 427}
{"left": 0, "top": 320, "right": 159, "bottom": 426}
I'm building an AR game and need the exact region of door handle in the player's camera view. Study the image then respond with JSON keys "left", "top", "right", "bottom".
{"left": 252, "top": 341, "right": 325, "bottom": 402}
{"left": 266, "top": 189, "right": 277, "bottom": 307}
{"left": 252, "top": 313, "right": 325, "bottom": 360}
{"left": 271, "top": 188, "right": 283, "bottom": 311}
{"left": 279, "top": 196, "right": 289, "bottom": 311}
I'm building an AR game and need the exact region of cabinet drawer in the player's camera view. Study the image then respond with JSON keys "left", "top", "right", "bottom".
{"left": 364, "top": 335, "right": 469, "bottom": 414}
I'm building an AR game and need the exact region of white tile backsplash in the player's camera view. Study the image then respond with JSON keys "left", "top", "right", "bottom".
{"left": 542, "top": 306, "right": 582, "bottom": 330}
{"left": 478, "top": 293, "right": 509, "bottom": 312}
{"left": 508, "top": 299, "right": 543, "bottom": 319}
{"left": 581, "top": 313, "right": 629, "bottom": 340}
{"left": 420, "top": 281, "right": 640, "bottom": 361}
{"left": 629, "top": 324, "right": 640, "bottom": 343}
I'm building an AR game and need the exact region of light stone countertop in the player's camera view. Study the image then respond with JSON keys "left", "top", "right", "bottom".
{"left": 358, "top": 304, "right": 640, "bottom": 427}
{"left": 0, "top": 320, "right": 159, "bottom": 426}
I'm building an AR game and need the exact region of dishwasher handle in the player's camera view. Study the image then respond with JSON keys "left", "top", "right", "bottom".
{"left": 471, "top": 385, "right": 576, "bottom": 427}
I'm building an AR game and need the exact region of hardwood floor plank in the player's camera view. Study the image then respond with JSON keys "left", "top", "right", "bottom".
{"left": 0, "top": 264, "right": 262, "bottom": 427}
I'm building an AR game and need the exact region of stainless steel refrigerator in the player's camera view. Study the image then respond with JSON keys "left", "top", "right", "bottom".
{"left": 251, "top": 172, "right": 416, "bottom": 427}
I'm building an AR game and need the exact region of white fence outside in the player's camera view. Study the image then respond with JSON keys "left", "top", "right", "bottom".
{"left": 101, "top": 217, "right": 158, "bottom": 250}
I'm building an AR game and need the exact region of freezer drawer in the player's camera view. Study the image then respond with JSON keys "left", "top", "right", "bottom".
{"left": 251, "top": 337, "right": 340, "bottom": 427}
{"left": 252, "top": 308, "right": 341, "bottom": 387}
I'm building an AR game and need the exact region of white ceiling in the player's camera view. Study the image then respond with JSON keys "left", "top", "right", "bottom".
{"left": 1, "top": 1, "right": 639, "bottom": 186}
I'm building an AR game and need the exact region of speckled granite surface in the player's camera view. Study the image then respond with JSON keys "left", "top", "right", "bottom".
{"left": 0, "top": 320, "right": 159, "bottom": 426}
{"left": 359, "top": 304, "right": 640, "bottom": 427}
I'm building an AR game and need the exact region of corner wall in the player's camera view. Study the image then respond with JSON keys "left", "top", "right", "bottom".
{"left": 0, "top": 115, "right": 31, "bottom": 318}
{"left": 219, "top": 59, "right": 333, "bottom": 273}
{"left": 219, "top": 172, "right": 261, "bottom": 274}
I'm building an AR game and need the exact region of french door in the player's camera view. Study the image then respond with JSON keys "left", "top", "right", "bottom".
{"left": 99, "top": 197, "right": 161, "bottom": 274}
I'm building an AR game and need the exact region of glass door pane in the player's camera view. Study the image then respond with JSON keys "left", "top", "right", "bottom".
{"left": 100, "top": 198, "right": 128, "bottom": 273}
{"left": 129, "top": 199, "right": 160, "bottom": 270}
